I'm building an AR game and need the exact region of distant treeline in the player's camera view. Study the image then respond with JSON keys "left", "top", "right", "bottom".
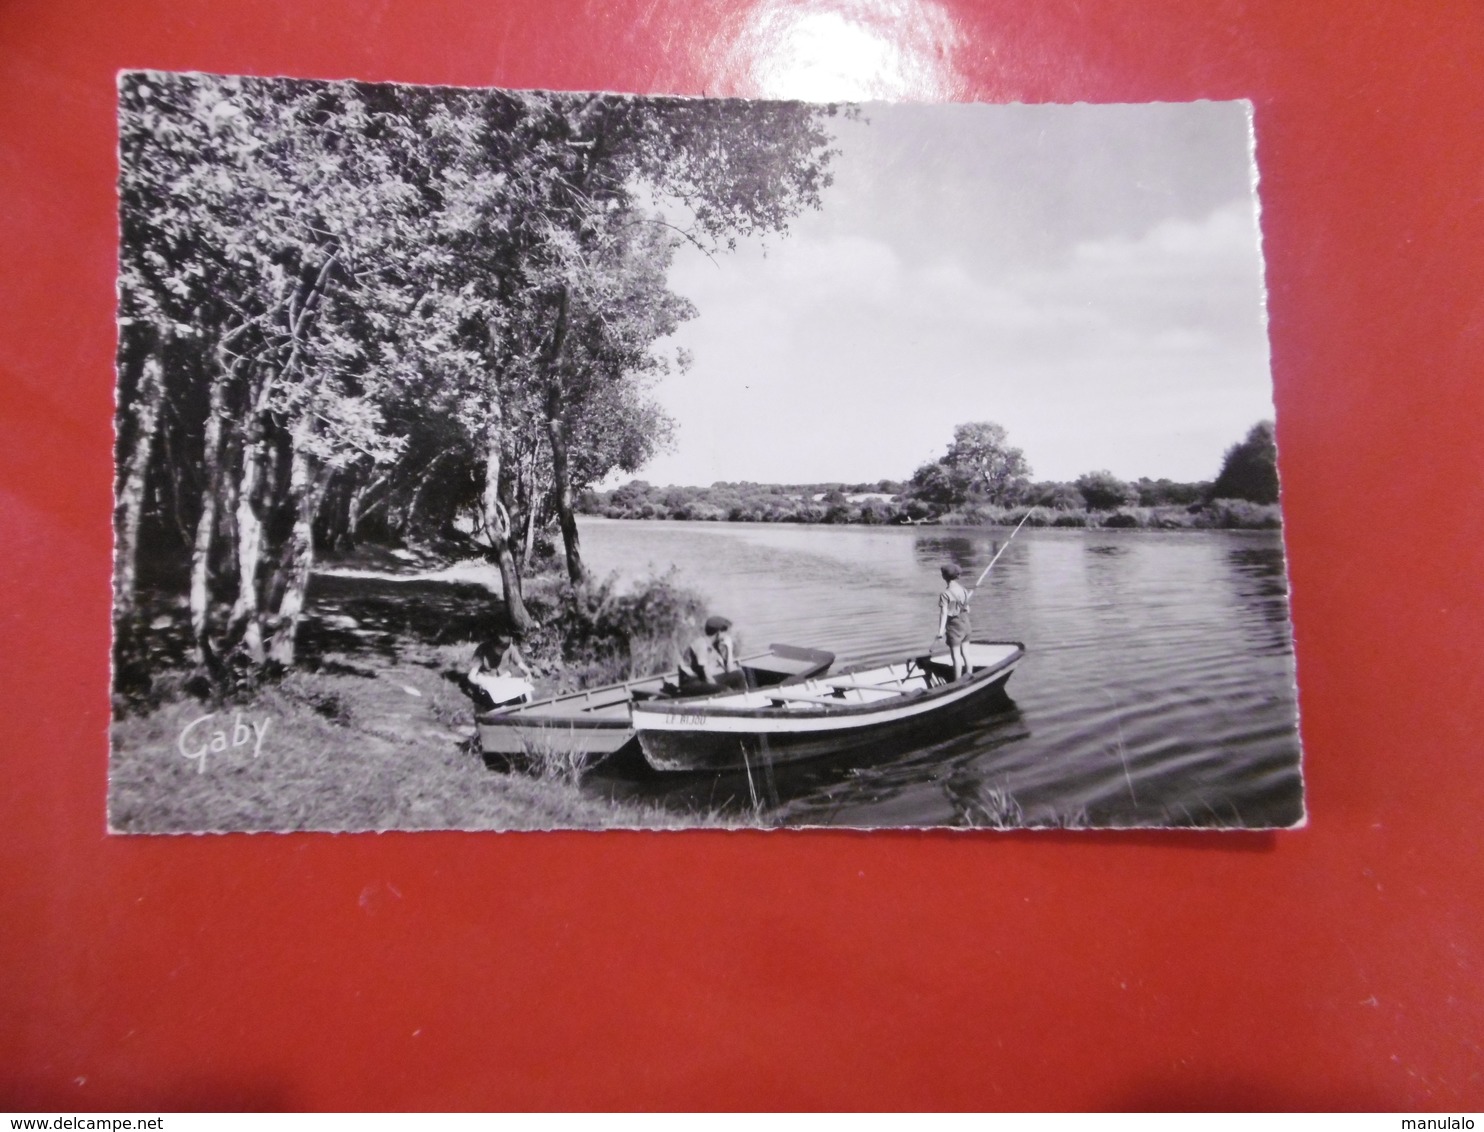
{"left": 577, "top": 480, "right": 1277, "bottom": 529}
{"left": 580, "top": 421, "right": 1283, "bottom": 530}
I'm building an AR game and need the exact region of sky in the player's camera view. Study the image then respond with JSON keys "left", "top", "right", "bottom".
{"left": 629, "top": 98, "right": 1274, "bottom": 487}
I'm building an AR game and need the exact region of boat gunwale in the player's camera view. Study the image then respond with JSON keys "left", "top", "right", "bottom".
{"left": 631, "top": 639, "right": 1025, "bottom": 724}
{"left": 474, "top": 642, "right": 836, "bottom": 727}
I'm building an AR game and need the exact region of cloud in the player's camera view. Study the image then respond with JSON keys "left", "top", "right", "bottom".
{"left": 644, "top": 199, "right": 1273, "bottom": 485}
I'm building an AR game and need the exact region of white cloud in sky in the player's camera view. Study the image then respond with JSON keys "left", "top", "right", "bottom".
{"left": 639, "top": 198, "right": 1271, "bottom": 486}
{"left": 626, "top": 102, "right": 1274, "bottom": 488}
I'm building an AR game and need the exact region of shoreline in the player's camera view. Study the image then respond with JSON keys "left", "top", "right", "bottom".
{"left": 108, "top": 658, "right": 713, "bottom": 833}
{"left": 578, "top": 503, "right": 1282, "bottom": 532}
{"left": 108, "top": 555, "right": 728, "bottom": 833}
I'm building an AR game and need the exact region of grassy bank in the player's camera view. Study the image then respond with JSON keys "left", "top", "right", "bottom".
{"left": 581, "top": 490, "right": 1281, "bottom": 530}
{"left": 934, "top": 500, "right": 1282, "bottom": 530}
{"left": 109, "top": 557, "right": 718, "bottom": 832}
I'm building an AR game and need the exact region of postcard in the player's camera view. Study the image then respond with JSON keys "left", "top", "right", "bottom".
{"left": 110, "top": 71, "right": 1302, "bottom": 831}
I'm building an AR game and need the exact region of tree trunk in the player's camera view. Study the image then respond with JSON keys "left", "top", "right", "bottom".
{"left": 113, "top": 346, "right": 165, "bottom": 619}
{"left": 480, "top": 424, "right": 533, "bottom": 632}
{"left": 267, "top": 424, "right": 323, "bottom": 667}
{"left": 522, "top": 490, "right": 538, "bottom": 567}
{"left": 188, "top": 373, "right": 229, "bottom": 667}
{"left": 533, "top": 285, "right": 582, "bottom": 583}
{"left": 516, "top": 446, "right": 545, "bottom": 568}
{"left": 348, "top": 473, "right": 388, "bottom": 544}
{"left": 229, "top": 425, "right": 268, "bottom": 665}
{"left": 546, "top": 414, "right": 583, "bottom": 584}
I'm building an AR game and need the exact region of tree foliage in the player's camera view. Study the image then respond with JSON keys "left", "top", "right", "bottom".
{"left": 1074, "top": 470, "right": 1138, "bottom": 511}
{"left": 1210, "top": 421, "right": 1280, "bottom": 505}
{"left": 114, "top": 71, "right": 843, "bottom": 680}
{"left": 908, "top": 421, "right": 1031, "bottom": 506}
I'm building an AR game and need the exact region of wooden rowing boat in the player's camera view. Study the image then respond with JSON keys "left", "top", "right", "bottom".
{"left": 475, "top": 643, "right": 836, "bottom": 760}
{"left": 631, "top": 639, "right": 1024, "bottom": 772}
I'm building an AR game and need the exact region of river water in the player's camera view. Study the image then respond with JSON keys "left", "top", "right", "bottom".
{"left": 577, "top": 517, "right": 1304, "bottom": 829}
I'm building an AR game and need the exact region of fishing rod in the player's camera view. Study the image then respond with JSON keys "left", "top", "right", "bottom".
{"left": 968, "top": 509, "right": 1034, "bottom": 595}
{"left": 921, "top": 509, "right": 1035, "bottom": 669}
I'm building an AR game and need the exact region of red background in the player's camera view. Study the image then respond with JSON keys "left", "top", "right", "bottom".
{"left": 2, "top": 0, "right": 1481, "bottom": 1111}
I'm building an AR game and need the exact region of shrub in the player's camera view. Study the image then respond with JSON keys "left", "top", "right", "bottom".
{"left": 1150, "top": 508, "right": 1197, "bottom": 529}
{"left": 1204, "top": 499, "right": 1282, "bottom": 529}
{"left": 1028, "top": 482, "right": 1084, "bottom": 510}
{"left": 1076, "top": 470, "right": 1139, "bottom": 510}
{"left": 1210, "top": 422, "right": 1279, "bottom": 504}
{"left": 525, "top": 570, "right": 707, "bottom": 688}
{"left": 1052, "top": 512, "right": 1089, "bottom": 528}
{"left": 1101, "top": 510, "right": 1142, "bottom": 529}
{"left": 1005, "top": 506, "right": 1050, "bottom": 527}
{"left": 823, "top": 503, "right": 856, "bottom": 524}
{"left": 950, "top": 503, "right": 992, "bottom": 525}
{"left": 1135, "top": 478, "right": 1208, "bottom": 507}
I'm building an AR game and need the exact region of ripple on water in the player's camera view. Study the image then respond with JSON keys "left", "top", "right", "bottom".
{"left": 578, "top": 519, "right": 1303, "bottom": 829}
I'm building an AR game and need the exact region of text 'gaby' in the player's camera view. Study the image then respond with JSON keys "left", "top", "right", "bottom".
{"left": 177, "top": 712, "right": 271, "bottom": 773}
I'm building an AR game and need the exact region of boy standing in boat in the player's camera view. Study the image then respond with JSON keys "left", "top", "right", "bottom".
{"left": 935, "top": 564, "right": 972, "bottom": 681}
{"left": 679, "top": 615, "right": 746, "bottom": 694}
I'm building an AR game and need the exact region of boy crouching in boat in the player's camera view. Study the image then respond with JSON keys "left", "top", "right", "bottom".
{"left": 935, "top": 564, "right": 972, "bottom": 681}
{"left": 468, "top": 621, "right": 537, "bottom": 709}
{"left": 677, "top": 615, "right": 748, "bottom": 696}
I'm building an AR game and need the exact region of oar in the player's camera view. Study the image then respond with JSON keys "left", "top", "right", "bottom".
{"left": 968, "top": 509, "right": 1034, "bottom": 596}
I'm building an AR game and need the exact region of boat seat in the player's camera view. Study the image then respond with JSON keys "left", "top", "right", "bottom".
{"left": 832, "top": 687, "right": 905, "bottom": 703}
{"left": 767, "top": 692, "right": 852, "bottom": 708}
{"left": 825, "top": 679, "right": 912, "bottom": 697}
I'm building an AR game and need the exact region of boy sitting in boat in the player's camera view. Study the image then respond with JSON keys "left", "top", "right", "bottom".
{"left": 468, "top": 621, "right": 537, "bottom": 709}
{"left": 677, "top": 615, "right": 748, "bottom": 695}
{"left": 934, "top": 564, "right": 973, "bottom": 681}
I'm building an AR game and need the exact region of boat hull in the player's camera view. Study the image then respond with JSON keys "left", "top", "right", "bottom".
{"left": 478, "top": 717, "right": 637, "bottom": 759}
{"left": 634, "top": 641, "right": 1023, "bottom": 773}
{"left": 475, "top": 643, "right": 834, "bottom": 760}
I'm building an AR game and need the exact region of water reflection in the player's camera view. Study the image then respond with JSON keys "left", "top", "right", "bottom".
{"left": 914, "top": 534, "right": 979, "bottom": 573}
{"left": 587, "top": 696, "right": 1031, "bottom": 824}
{"left": 577, "top": 519, "right": 1304, "bottom": 828}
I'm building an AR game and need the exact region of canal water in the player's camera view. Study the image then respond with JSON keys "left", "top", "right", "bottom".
{"left": 578, "top": 517, "right": 1304, "bottom": 829}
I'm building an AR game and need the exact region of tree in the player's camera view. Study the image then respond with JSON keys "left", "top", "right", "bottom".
{"left": 1210, "top": 421, "right": 1280, "bottom": 504}
{"left": 475, "top": 91, "right": 844, "bottom": 581}
{"left": 908, "top": 459, "right": 964, "bottom": 506}
{"left": 1027, "top": 481, "right": 1085, "bottom": 510}
{"left": 942, "top": 422, "right": 1031, "bottom": 503}
{"left": 118, "top": 73, "right": 448, "bottom": 667}
{"left": 908, "top": 421, "right": 1032, "bottom": 507}
{"left": 610, "top": 480, "right": 653, "bottom": 510}
{"left": 113, "top": 74, "right": 848, "bottom": 681}
{"left": 1075, "top": 470, "right": 1138, "bottom": 511}
{"left": 1134, "top": 477, "right": 1207, "bottom": 507}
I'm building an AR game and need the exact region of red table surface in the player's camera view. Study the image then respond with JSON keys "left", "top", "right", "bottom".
{"left": 2, "top": 0, "right": 1481, "bottom": 1112}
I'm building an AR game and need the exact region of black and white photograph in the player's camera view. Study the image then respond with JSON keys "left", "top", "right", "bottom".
{"left": 109, "top": 70, "right": 1303, "bottom": 832}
